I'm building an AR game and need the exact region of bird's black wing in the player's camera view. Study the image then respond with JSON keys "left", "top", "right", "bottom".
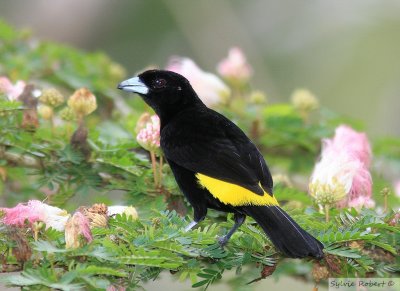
{"left": 161, "top": 108, "right": 273, "bottom": 196}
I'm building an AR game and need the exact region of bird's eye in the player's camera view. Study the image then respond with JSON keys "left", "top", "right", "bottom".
{"left": 153, "top": 78, "right": 167, "bottom": 89}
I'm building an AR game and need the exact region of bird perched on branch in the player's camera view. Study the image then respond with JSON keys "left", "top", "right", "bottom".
{"left": 118, "top": 70, "right": 324, "bottom": 258}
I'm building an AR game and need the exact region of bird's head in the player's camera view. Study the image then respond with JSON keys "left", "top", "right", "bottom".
{"left": 118, "top": 70, "right": 204, "bottom": 122}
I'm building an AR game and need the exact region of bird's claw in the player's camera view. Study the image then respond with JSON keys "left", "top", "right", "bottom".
{"left": 217, "top": 236, "right": 229, "bottom": 247}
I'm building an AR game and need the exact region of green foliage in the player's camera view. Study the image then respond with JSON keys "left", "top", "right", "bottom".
{"left": 1, "top": 209, "right": 399, "bottom": 290}
{"left": 0, "top": 19, "right": 399, "bottom": 290}
{"left": 0, "top": 20, "right": 126, "bottom": 101}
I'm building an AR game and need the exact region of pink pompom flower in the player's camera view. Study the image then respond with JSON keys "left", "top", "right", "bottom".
{"left": 136, "top": 114, "right": 160, "bottom": 152}
{"left": 309, "top": 125, "right": 374, "bottom": 209}
{"left": 166, "top": 57, "right": 230, "bottom": 107}
{"left": 0, "top": 200, "right": 70, "bottom": 231}
{"left": 348, "top": 196, "right": 376, "bottom": 210}
{"left": 217, "top": 47, "right": 253, "bottom": 82}
{"left": 325, "top": 125, "right": 372, "bottom": 167}
{"left": 0, "top": 76, "right": 26, "bottom": 101}
{"left": 136, "top": 113, "right": 163, "bottom": 187}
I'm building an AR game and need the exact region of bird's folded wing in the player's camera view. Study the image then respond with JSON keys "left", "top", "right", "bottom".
{"left": 162, "top": 133, "right": 274, "bottom": 198}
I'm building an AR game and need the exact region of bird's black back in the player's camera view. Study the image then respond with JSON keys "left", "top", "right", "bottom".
{"left": 160, "top": 106, "right": 273, "bottom": 196}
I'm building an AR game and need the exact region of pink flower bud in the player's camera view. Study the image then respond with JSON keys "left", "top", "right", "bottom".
{"left": 135, "top": 112, "right": 151, "bottom": 134}
{"left": 217, "top": 47, "right": 253, "bottom": 82}
{"left": 0, "top": 76, "right": 26, "bottom": 101}
{"left": 136, "top": 114, "right": 161, "bottom": 152}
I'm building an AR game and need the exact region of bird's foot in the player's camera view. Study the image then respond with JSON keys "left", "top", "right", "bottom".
{"left": 217, "top": 235, "right": 229, "bottom": 247}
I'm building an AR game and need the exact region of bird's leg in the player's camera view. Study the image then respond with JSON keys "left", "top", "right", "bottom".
{"left": 218, "top": 213, "right": 246, "bottom": 246}
{"left": 184, "top": 211, "right": 206, "bottom": 232}
{"left": 184, "top": 220, "right": 198, "bottom": 232}
{"left": 184, "top": 205, "right": 207, "bottom": 232}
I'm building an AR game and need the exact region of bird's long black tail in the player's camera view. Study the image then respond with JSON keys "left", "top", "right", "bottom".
{"left": 242, "top": 205, "right": 324, "bottom": 259}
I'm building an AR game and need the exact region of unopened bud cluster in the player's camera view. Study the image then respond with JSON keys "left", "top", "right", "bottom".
{"left": 38, "top": 105, "right": 53, "bottom": 120}
{"left": 39, "top": 88, "right": 64, "bottom": 107}
{"left": 291, "top": 89, "right": 319, "bottom": 112}
{"left": 59, "top": 106, "right": 76, "bottom": 121}
{"left": 249, "top": 90, "right": 267, "bottom": 104}
{"left": 309, "top": 179, "right": 346, "bottom": 205}
{"left": 67, "top": 88, "right": 97, "bottom": 117}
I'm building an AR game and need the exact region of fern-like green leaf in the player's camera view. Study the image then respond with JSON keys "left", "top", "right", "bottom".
{"left": 324, "top": 245, "right": 361, "bottom": 258}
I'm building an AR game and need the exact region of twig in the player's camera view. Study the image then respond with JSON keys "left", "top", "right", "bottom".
{"left": 0, "top": 148, "right": 41, "bottom": 168}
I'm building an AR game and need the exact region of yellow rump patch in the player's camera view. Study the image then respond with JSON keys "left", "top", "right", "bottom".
{"left": 196, "top": 173, "right": 279, "bottom": 206}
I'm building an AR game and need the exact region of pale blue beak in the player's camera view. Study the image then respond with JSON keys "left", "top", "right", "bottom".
{"left": 117, "top": 77, "right": 149, "bottom": 95}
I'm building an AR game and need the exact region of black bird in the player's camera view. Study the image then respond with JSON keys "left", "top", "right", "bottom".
{"left": 118, "top": 70, "right": 324, "bottom": 258}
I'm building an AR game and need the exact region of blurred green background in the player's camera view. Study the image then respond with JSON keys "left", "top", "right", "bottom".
{"left": 1, "top": 0, "right": 399, "bottom": 138}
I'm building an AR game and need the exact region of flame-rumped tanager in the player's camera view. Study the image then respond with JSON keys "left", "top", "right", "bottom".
{"left": 118, "top": 70, "right": 324, "bottom": 258}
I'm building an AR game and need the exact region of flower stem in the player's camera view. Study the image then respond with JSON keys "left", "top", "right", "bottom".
{"left": 300, "top": 110, "right": 310, "bottom": 124}
{"left": 381, "top": 187, "right": 390, "bottom": 213}
{"left": 150, "top": 151, "right": 159, "bottom": 188}
{"left": 159, "top": 155, "right": 163, "bottom": 187}
{"left": 66, "top": 122, "right": 72, "bottom": 137}
{"left": 384, "top": 195, "right": 388, "bottom": 213}
{"left": 325, "top": 204, "right": 330, "bottom": 222}
{"left": 78, "top": 114, "right": 84, "bottom": 128}
{"left": 50, "top": 113, "right": 55, "bottom": 136}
